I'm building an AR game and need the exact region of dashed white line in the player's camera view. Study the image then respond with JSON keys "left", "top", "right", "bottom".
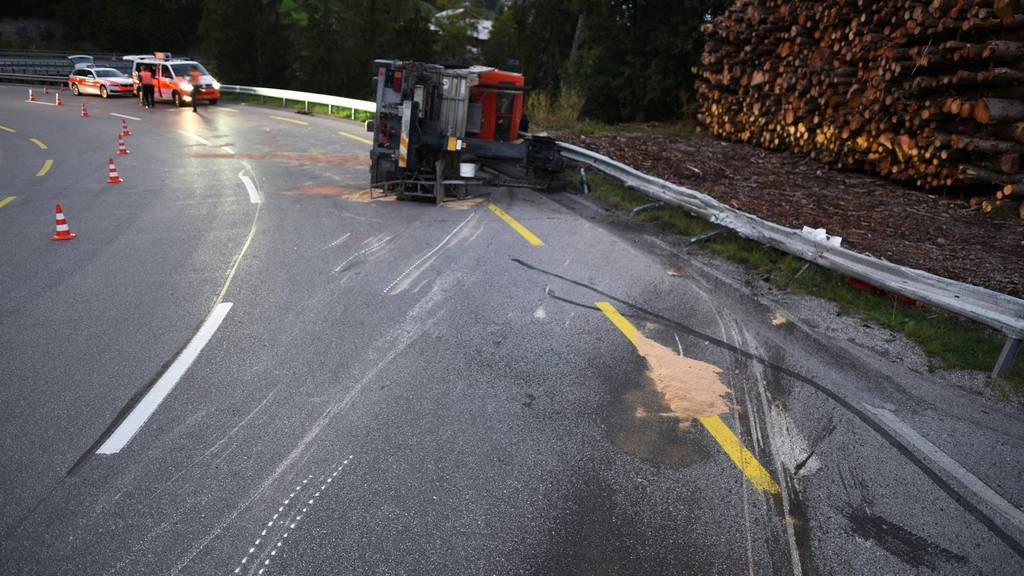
{"left": 109, "top": 112, "right": 142, "bottom": 121}
{"left": 333, "top": 236, "right": 393, "bottom": 273}
{"left": 96, "top": 303, "right": 233, "bottom": 454}
{"left": 239, "top": 171, "right": 261, "bottom": 204}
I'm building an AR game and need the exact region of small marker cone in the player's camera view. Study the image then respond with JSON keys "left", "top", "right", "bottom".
{"left": 120, "top": 119, "right": 132, "bottom": 137}
{"left": 55, "top": 92, "right": 62, "bottom": 106}
{"left": 51, "top": 203, "right": 77, "bottom": 241}
{"left": 43, "top": 85, "right": 49, "bottom": 95}
{"left": 116, "top": 135, "right": 130, "bottom": 155}
{"left": 28, "top": 89, "right": 35, "bottom": 102}
{"left": 107, "top": 158, "right": 123, "bottom": 184}
{"left": 81, "top": 103, "right": 88, "bottom": 118}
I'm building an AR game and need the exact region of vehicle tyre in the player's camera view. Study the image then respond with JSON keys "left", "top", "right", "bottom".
{"left": 173, "top": 91, "right": 183, "bottom": 107}
{"left": 71, "top": 84, "right": 80, "bottom": 96}
{"left": 100, "top": 86, "right": 108, "bottom": 99}
{"left": 209, "top": 99, "right": 218, "bottom": 105}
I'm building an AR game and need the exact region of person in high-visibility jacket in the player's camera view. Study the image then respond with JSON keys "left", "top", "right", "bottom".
{"left": 138, "top": 65, "right": 155, "bottom": 109}
{"left": 188, "top": 66, "right": 202, "bottom": 113}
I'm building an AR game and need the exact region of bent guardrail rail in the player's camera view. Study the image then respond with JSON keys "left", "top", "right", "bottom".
{"left": 219, "top": 84, "right": 375, "bottom": 117}
{"left": 558, "top": 141, "right": 1024, "bottom": 377}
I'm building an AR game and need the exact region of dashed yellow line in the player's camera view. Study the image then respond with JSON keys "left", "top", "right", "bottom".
{"left": 337, "top": 130, "right": 372, "bottom": 145}
{"left": 30, "top": 138, "right": 48, "bottom": 150}
{"left": 36, "top": 159, "right": 53, "bottom": 177}
{"left": 595, "top": 301, "right": 780, "bottom": 494}
{"left": 269, "top": 115, "right": 308, "bottom": 126}
{"left": 0, "top": 196, "right": 15, "bottom": 209}
{"left": 0, "top": 124, "right": 15, "bottom": 133}
{"left": 484, "top": 201, "right": 544, "bottom": 246}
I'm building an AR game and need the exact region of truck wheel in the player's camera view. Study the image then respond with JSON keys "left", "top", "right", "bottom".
{"left": 173, "top": 91, "right": 182, "bottom": 107}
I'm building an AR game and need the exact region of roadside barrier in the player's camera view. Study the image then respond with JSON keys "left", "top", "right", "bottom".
{"left": 558, "top": 141, "right": 1024, "bottom": 377}
{"left": 50, "top": 203, "right": 76, "bottom": 241}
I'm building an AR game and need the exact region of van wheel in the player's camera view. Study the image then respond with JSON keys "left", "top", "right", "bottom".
{"left": 173, "top": 91, "right": 183, "bottom": 107}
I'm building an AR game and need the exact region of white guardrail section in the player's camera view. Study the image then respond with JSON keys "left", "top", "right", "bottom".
{"left": 219, "top": 84, "right": 375, "bottom": 117}
{"left": 558, "top": 142, "right": 1024, "bottom": 377}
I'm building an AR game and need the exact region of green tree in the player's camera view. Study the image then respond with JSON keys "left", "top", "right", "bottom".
{"left": 199, "top": 0, "right": 290, "bottom": 86}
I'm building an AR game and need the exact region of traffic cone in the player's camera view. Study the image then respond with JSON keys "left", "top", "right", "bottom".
{"left": 43, "top": 85, "right": 49, "bottom": 95}
{"left": 28, "top": 89, "right": 35, "bottom": 102}
{"left": 116, "top": 135, "right": 130, "bottom": 155}
{"left": 80, "top": 103, "right": 89, "bottom": 118}
{"left": 50, "top": 203, "right": 77, "bottom": 241}
{"left": 107, "top": 158, "right": 123, "bottom": 184}
{"left": 120, "top": 119, "right": 132, "bottom": 137}
{"left": 55, "top": 92, "right": 62, "bottom": 106}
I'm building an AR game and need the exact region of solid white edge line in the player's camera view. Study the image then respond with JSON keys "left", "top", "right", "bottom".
{"left": 109, "top": 112, "right": 142, "bottom": 121}
{"left": 239, "top": 172, "right": 261, "bottom": 204}
{"left": 96, "top": 303, "right": 234, "bottom": 454}
{"left": 177, "top": 129, "right": 212, "bottom": 146}
{"left": 864, "top": 404, "right": 1024, "bottom": 533}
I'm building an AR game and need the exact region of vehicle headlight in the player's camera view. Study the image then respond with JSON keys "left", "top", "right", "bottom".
{"left": 179, "top": 81, "right": 193, "bottom": 91}
{"left": 211, "top": 81, "right": 221, "bottom": 90}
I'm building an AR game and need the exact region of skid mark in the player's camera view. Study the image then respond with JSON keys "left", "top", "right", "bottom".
{"left": 191, "top": 151, "right": 369, "bottom": 167}
{"left": 382, "top": 213, "right": 476, "bottom": 295}
{"left": 333, "top": 236, "right": 393, "bottom": 273}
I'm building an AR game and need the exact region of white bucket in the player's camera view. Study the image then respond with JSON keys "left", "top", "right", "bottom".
{"left": 459, "top": 162, "right": 478, "bottom": 178}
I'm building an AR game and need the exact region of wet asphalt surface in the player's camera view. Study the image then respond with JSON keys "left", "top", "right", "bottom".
{"left": 1, "top": 84, "right": 1023, "bottom": 575}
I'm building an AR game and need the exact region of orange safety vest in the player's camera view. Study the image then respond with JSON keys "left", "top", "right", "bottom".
{"left": 139, "top": 70, "right": 153, "bottom": 85}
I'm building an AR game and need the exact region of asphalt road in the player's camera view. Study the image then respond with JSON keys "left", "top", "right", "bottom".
{"left": 1, "top": 84, "right": 1023, "bottom": 576}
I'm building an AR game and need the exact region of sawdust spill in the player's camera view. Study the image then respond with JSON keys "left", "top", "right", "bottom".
{"left": 771, "top": 310, "right": 788, "bottom": 325}
{"left": 286, "top": 184, "right": 396, "bottom": 202}
{"left": 191, "top": 151, "right": 369, "bottom": 167}
{"left": 609, "top": 333, "right": 733, "bottom": 466}
{"left": 443, "top": 197, "right": 486, "bottom": 210}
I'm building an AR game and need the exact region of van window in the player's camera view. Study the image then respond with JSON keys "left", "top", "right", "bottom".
{"left": 161, "top": 65, "right": 173, "bottom": 79}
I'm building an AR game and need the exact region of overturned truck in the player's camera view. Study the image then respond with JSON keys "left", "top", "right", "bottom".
{"left": 367, "top": 60, "right": 563, "bottom": 204}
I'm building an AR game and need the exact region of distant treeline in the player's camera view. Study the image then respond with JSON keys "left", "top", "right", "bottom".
{"left": 1, "top": 0, "right": 728, "bottom": 123}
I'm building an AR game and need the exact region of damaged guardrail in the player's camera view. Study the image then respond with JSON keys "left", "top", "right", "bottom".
{"left": 558, "top": 142, "right": 1024, "bottom": 378}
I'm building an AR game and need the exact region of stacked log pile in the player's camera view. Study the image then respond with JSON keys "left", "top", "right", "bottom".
{"left": 696, "top": 0, "right": 1024, "bottom": 218}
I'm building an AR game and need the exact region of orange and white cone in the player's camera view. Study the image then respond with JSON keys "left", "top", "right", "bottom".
{"left": 80, "top": 103, "right": 89, "bottom": 118}
{"left": 120, "top": 119, "right": 132, "bottom": 137}
{"left": 28, "top": 89, "right": 35, "bottom": 102}
{"left": 116, "top": 135, "right": 130, "bottom": 155}
{"left": 55, "top": 92, "right": 62, "bottom": 106}
{"left": 51, "top": 203, "right": 76, "bottom": 241}
{"left": 43, "top": 85, "right": 49, "bottom": 95}
{"left": 107, "top": 157, "right": 123, "bottom": 184}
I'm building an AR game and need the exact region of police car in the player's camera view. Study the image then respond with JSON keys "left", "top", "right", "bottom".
{"left": 68, "top": 67, "right": 135, "bottom": 98}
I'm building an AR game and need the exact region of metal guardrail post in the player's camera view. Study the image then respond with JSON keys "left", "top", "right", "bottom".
{"left": 994, "top": 338, "right": 1022, "bottom": 379}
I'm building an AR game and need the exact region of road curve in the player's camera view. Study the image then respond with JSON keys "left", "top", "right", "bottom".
{"left": 1, "top": 84, "right": 1023, "bottom": 576}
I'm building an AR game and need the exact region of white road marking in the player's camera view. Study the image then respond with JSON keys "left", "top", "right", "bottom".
{"left": 25, "top": 100, "right": 57, "bottom": 106}
{"left": 382, "top": 213, "right": 475, "bottom": 294}
{"left": 176, "top": 129, "right": 212, "bottom": 146}
{"left": 96, "top": 303, "right": 233, "bottom": 454}
{"left": 223, "top": 147, "right": 236, "bottom": 155}
{"left": 238, "top": 171, "right": 261, "bottom": 204}
{"left": 864, "top": 404, "right": 1024, "bottom": 533}
{"left": 109, "top": 112, "right": 142, "bottom": 121}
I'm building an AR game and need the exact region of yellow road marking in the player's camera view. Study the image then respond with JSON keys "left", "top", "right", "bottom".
{"left": 595, "top": 302, "right": 638, "bottom": 347}
{"left": 36, "top": 159, "right": 53, "bottom": 177}
{"left": 484, "top": 201, "right": 544, "bottom": 246}
{"left": 595, "top": 301, "right": 781, "bottom": 494}
{"left": 30, "top": 138, "right": 48, "bottom": 150}
{"left": 337, "top": 130, "right": 372, "bottom": 145}
{"left": 0, "top": 196, "right": 15, "bottom": 208}
{"left": 0, "top": 124, "right": 15, "bottom": 133}
{"left": 700, "top": 416, "right": 781, "bottom": 493}
{"left": 269, "top": 115, "right": 308, "bottom": 126}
